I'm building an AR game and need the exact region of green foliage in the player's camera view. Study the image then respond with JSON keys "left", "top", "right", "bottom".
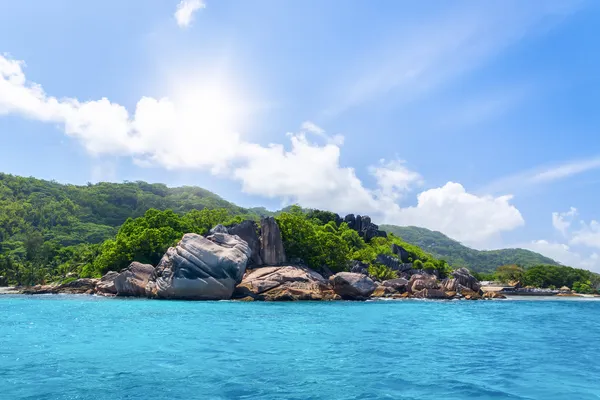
{"left": 381, "top": 224, "right": 560, "bottom": 273}
{"left": 423, "top": 261, "right": 436, "bottom": 273}
{"left": 573, "top": 280, "right": 594, "bottom": 294}
{"left": 413, "top": 259, "right": 424, "bottom": 269}
{"left": 495, "top": 264, "right": 525, "bottom": 283}
{"left": 368, "top": 264, "right": 398, "bottom": 280}
{"left": 521, "top": 265, "right": 596, "bottom": 291}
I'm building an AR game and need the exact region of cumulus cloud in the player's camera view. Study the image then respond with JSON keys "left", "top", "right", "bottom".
{"left": 552, "top": 207, "right": 577, "bottom": 236}
{"left": 571, "top": 220, "right": 600, "bottom": 250}
{"left": 382, "top": 182, "right": 525, "bottom": 246}
{"left": 0, "top": 53, "right": 527, "bottom": 245}
{"left": 174, "top": 0, "right": 206, "bottom": 28}
{"left": 522, "top": 240, "right": 600, "bottom": 273}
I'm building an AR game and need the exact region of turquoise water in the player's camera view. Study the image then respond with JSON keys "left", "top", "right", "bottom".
{"left": 1, "top": 296, "right": 600, "bottom": 400}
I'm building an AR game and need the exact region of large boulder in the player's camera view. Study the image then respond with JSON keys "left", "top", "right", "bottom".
{"left": 228, "top": 220, "right": 263, "bottom": 266}
{"left": 343, "top": 214, "right": 386, "bottom": 241}
{"left": 382, "top": 278, "right": 409, "bottom": 293}
{"left": 409, "top": 274, "right": 438, "bottom": 293}
{"left": 115, "top": 262, "right": 155, "bottom": 297}
{"left": 146, "top": 232, "right": 251, "bottom": 300}
{"left": 452, "top": 268, "right": 481, "bottom": 292}
{"left": 233, "top": 266, "right": 337, "bottom": 301}
{"left": 95, "top": 271, "right": 119, "bottom": 296}
{"left": 260, "top": 217, "right": 287, "bottom": 266}
{"left": 441, "top": 278, "right": 458, "bottom": 292}
{"left": 375, "top": 254, "right": 412, "bottom": 274}
{"left": 330, "top": 272, "right": 377, "bottom": 300}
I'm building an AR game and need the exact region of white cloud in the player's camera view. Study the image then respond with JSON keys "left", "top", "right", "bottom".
{"left": 174, "top": 0, "right": 206, "bottom": 28}
{"left": 570, "top": 220, "right": 600, "bottom": 250}
{"left": 382, "top": 182, "right": 525, "bottom": 246}
{"left": 482, "top": 156, "right": 600, "bottom": 196}
{"left": 552, "top": 207, "right": 577, "bottom": 236}
{"left": 522, "top": 240, "right": 600, "bottom": 273}
{"left": 0, "top": 53, "right": 527, "bottom": 245}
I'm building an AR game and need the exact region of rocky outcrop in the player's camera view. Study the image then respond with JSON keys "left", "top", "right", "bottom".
{"left": 441, "top": 278, "right": 458, "bottom": 292}
{"left": 330, "top": 272, "right": 377, "bottom": 300}
{"left": 115, "top": 262, "right": 155, "bottom": 297}
{"left": 22, "top": 279, "right": 98, "bottom": 295}
{"left": 228, "top": 220, "right": 263, "bottom": 266}
{"left": 452, "top": 268, "right": 481, "bottom": 292}
{"left": 375, "top": 254, "right": 412, "bottom": 273}
{"left": 413, "top": 288, "right": 448, "bottom": 299}
{"left": 146, "top": 232, "right": 251, "bottom": 300}
{"left": 260, "top": 217, "right": 287, "bottom": 266}
{"left": 391, "top": 244, "right": 410, "bottom": 263}
{"left": 95, "top": 271, "right": 119, "bottom": 296}
{"left": 349, "top": 260, "right": 369, "bottom": 275}
{"left": 234, "top": 266, "right": 338, "bottom": 301}
{"left": 343, "top": 214, "right": 387, "bottom": 242}
{"left": 382, "top": 278, "right": 409, "bottom": 293}
{"left": 409, "top": 274, "right": 438, "bottom": 293}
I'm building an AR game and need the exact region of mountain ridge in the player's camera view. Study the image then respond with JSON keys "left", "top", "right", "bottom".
{"left": 380, "top": 225, "right": 560, "bottom": 273}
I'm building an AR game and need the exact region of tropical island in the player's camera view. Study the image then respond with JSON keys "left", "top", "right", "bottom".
{"left": 1, "top": 172, "right": 599, "bottom": 300}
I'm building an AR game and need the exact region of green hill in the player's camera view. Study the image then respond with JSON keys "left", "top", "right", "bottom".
{"left": 380, "top": 225, "right": 560, "bottom": 273}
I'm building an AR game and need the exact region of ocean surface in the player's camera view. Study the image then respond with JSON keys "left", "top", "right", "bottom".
{"left": 1, "top": 296, "right": 600, "bottom": 400}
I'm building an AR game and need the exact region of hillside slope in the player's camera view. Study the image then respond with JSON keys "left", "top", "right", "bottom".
{"left": 380, "top": 225, "right": 560, "bottom": 273}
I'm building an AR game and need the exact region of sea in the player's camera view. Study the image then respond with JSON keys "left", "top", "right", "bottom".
{"left": 1, "top": 295, "right": 599, "bottom": 400}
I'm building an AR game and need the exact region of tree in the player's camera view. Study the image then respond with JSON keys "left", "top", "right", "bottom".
{"left": 495, "top": 264, "right": 524, "bottom": 283}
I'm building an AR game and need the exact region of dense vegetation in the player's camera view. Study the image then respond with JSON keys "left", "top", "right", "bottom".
{"left": 0, "top": 172, "right": 450, "bottom": 284}
{"left": 381, "top": 225, "right": 560, "bottom": 273}
{"left": 474, "top": 264, "right": 600, "bottom": 294}
{"left": 0, "top": 173, "right": 261, "bottom": 285}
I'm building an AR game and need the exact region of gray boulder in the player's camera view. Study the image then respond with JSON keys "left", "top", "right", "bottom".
{"left": 228, "top": 220, "right": 263, "bottom": 266}
{"left": 391, "top": 244, "right": 410, "bottom": 263}
{"left": 115, "top": 262, "right": 155, "bottom": 297}
{"left": 260, "top": 217, "right": 286, "bottom": 265}
{"left": 210, "top": 224, "right": 229, "bottom": 234}
{"left": 330, "top": 272, "right": 377, "bottom": 300}
{"left": 349, "top": 260, "right": 369, "bottom": 275}
{"left": 96, "top": 271, "right": 119, "bottom": 296}
{"left": 146, "top": 232, "right": 251, "bottom": 300}
{"left": 452, "top": 268, "right": 481, "bottom": 292}
{"left": 382, "top": 278, "right": 409, "bottom": 292}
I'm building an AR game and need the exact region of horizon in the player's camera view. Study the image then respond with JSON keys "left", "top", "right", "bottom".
{"left": 2, "top": 0, "right": 600, "bottom": 271}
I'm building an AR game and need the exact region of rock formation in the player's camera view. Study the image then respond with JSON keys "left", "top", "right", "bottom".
{"left": 114, "top": 262, "right": 155, "bottom": 297}
{"left": 260, "top": 217, "right": 287, "bottom": 266}
{"left": 451, "top": 268, "right": 481, "bottom": 292}
{"left": 409, "top": 274, "right": 438, "bottom": 293}
{"left": 330, "top": 272, "right": 377, "bottom": 300}
{"left": 343, "top": 214, "right": 387, "bottom": 242}
{"left": 413, "top": 288, "right": 448, "bottom": 299}
{"left": 227, "top": 220, "right": 263, "bottom": 266}
{"left": 349, "top": 260, "right": 369, "bottom": 275}
{"left": 95, "top": 271, "right": 119, "bottom": 296}
{"left": 146, "top": 232, "right": 251, "bottom": 300}
{"left": 391, "top": 244, "right": 410, "bottom": 263}
{"left": 233, "top": 266, "right": 338, "bottom": 301}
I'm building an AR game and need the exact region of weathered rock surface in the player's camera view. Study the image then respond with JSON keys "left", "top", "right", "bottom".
{"left": 349, "top": 260, "right": 369, "bottom": 275}
{"left": 330, "top": 272, "right": 377, "bottom": 300}
{"left": 260, "top": 217, "right": 287, "bottom": 266}
{"left": 115, "top": 262, "right": 155, "bottom": 297}
{"left": 146, "top": 232, "right": 251, "bottom": 300}
{"left": 233, "top": 266, "right": 338, "bottom": 301}
{"left": 95, "top": 271, "right": 119, "bottom": 296}
{"left": 228, "top": 220, "right": 263, "bottom": 266}
{"left": 409, "top": 274, "right": 438, "bottom": 293}
{"left": 441, "top": 278, "right": 458, "bottom": 292}
{"left": 414, "top": 288, "right": 448, "bottom": 299}
{"left": 343, "top": 214, "right": 387, "bottom": 241}
{"left": 381, "top": 278, "right": 409, "bottom": 293}
{"left": 452, "top": 268, "right": 481, "bottom": 292}
{"left": 23, "top": 279, "right": 98, "bottom": 295}
{"left": 482, "top": 292, "right": 507, "bottom": 299}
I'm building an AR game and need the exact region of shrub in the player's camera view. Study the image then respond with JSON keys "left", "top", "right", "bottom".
{"left": 368, "top": 264, "right": 398, "bottom": 280}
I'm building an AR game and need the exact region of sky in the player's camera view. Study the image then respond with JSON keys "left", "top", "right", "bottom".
{"left": 1, "top": 0, "right": 600, "bottom": 271}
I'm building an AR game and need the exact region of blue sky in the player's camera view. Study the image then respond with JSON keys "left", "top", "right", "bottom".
{"left": 1, "top": 0, "right": 600, "bottom": 271}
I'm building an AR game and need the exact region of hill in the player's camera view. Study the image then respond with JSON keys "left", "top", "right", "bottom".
{"left": 380, "top": 225, "right": 560, "bottom": 273}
